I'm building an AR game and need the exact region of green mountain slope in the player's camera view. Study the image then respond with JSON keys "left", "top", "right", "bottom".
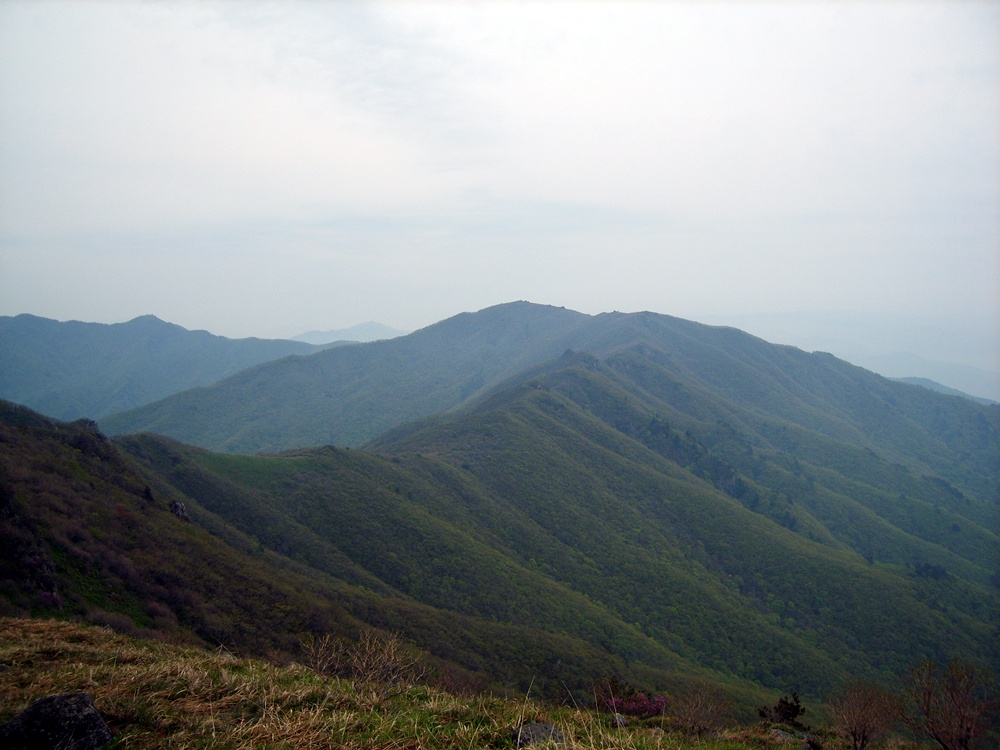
{"left": 115, "top": 416, "right": 997, "bottom": 700}
{"left": 3, "top": 338, "right": 997, "bottom": 705}
{"left": 0, "top": 314, "right": 333, "bottom": 420}
{"left": 0, "top": 400, "right": 751, "bottom": 705}
{"left": 109, "top": 339, "right": 1000, "bottom": 695}
{"left": 368, "top": 355, "right": 998, "bottom": 685}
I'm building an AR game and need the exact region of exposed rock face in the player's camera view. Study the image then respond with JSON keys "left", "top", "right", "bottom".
{"left": 169, "top": 499, "right": 191, "bottom": 521}
{"left": 0, "top": 692, "right": 113, "bottom": 749}
{"left": 512, "top": 722, "right": 565, "bottom": 747}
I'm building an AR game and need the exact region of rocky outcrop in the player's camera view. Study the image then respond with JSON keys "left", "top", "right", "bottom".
{"left": 169, "top": 499, "right": 191, "bottom": 521}
{"left": 0, "top": 692, "right": 113, "bottom": 749}
{"left": 512, "top": 722, "right": 565, "bottom": 747}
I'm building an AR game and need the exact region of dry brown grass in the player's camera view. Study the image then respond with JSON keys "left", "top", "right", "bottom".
{"left": 0, "top": 617, "right": 908, "bottom": 750}
{"left": 1, "top": 617, "right": 528, "bottom": 748}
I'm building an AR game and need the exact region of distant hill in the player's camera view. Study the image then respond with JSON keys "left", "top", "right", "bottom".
{"left": 0, "top": 314, "right": 337, "bottom": 420}
{"left": 292, "top": 321, "right": 408, "bottom": 345}
{"left": 853, "top": 352, "right": 1000, "bottom": 404}
{"left": 893, "top": 376, "right": 997, "bottom": 405}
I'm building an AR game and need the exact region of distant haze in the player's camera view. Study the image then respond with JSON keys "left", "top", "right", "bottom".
{"left": 1, "top": 2, "right": 997, "bottom": 385}
{"left": 292, "top": 322, "right": 408, "bottom": 345}
{"left": 700, "top": 311, "right": 1000, "bottom": 402}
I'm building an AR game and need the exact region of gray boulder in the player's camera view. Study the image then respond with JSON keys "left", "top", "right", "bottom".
{"left": 610, "top": 712, "right": 630, "bottom": 727}
{"left": 0, "top": 692, "right": 113, "bottom": 749}
{"left": 512, "top": 722, "right": 565, "bottom": 747}
{"left": 170, "top": 499, "right": 191, "bottom": 521}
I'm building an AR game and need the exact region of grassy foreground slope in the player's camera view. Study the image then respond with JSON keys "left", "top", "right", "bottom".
{"left": 0, "top": 617, "right": 844, "bottom": 750}
{"left": 0, "top": 618, "right": 647, "bottom": 750}
{"left": 5, "top": 619, "right": 997, "bottom": 749}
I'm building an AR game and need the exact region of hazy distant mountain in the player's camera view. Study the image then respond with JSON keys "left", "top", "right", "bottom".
{"left": 291, "top": 321, "right": 408, "bottom": 345}
{"left": 894, "top": 376, "right": 997, "bottom": 405}
{"left": 856, "top": 351, "right": 1000, "bottom": 404}
{"left": 702, "top": 310, "right": 1000, "bottom": 402}
{"left": 0, "top": 314, "right": 335, "bottom": 420}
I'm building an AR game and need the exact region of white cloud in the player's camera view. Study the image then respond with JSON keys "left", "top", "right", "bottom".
{"left": 0, "top": 2, "right": 466, "bottom": 238}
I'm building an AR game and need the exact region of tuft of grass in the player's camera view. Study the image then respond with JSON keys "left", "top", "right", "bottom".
{"left": 1, "top": 617, "right": 858, "bottom": 749}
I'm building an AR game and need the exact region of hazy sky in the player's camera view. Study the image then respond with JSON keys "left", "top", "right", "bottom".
{"left": 1, "top": 2, "right": 997, "bottom": 371}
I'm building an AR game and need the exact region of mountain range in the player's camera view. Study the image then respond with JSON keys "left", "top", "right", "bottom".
{"left": 97, "top": 302, "right": 999, "bottom": 455}
{"left": 0, "top": 314, "right": 337, "bottom": 421}
{"left": 1, "top": 302, "right": 997, "bottom": 713}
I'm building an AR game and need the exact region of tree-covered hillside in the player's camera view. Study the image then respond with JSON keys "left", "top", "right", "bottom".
{"left": 0, "top": 400, "right": 751, "bottom": 707}
{"left": 372, "top": 352, "right": 998, "bottom": 681}
{"left": 0, "top": 313, "right": 333, "bottom": 420}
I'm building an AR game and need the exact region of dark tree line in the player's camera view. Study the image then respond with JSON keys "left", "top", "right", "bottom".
{"left": 822, "top": 660, "right": 996, "bottom": 750}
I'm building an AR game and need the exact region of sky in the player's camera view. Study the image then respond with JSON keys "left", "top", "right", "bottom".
{"left": 1, "top": 1, "right": 998, "bottom": 390}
